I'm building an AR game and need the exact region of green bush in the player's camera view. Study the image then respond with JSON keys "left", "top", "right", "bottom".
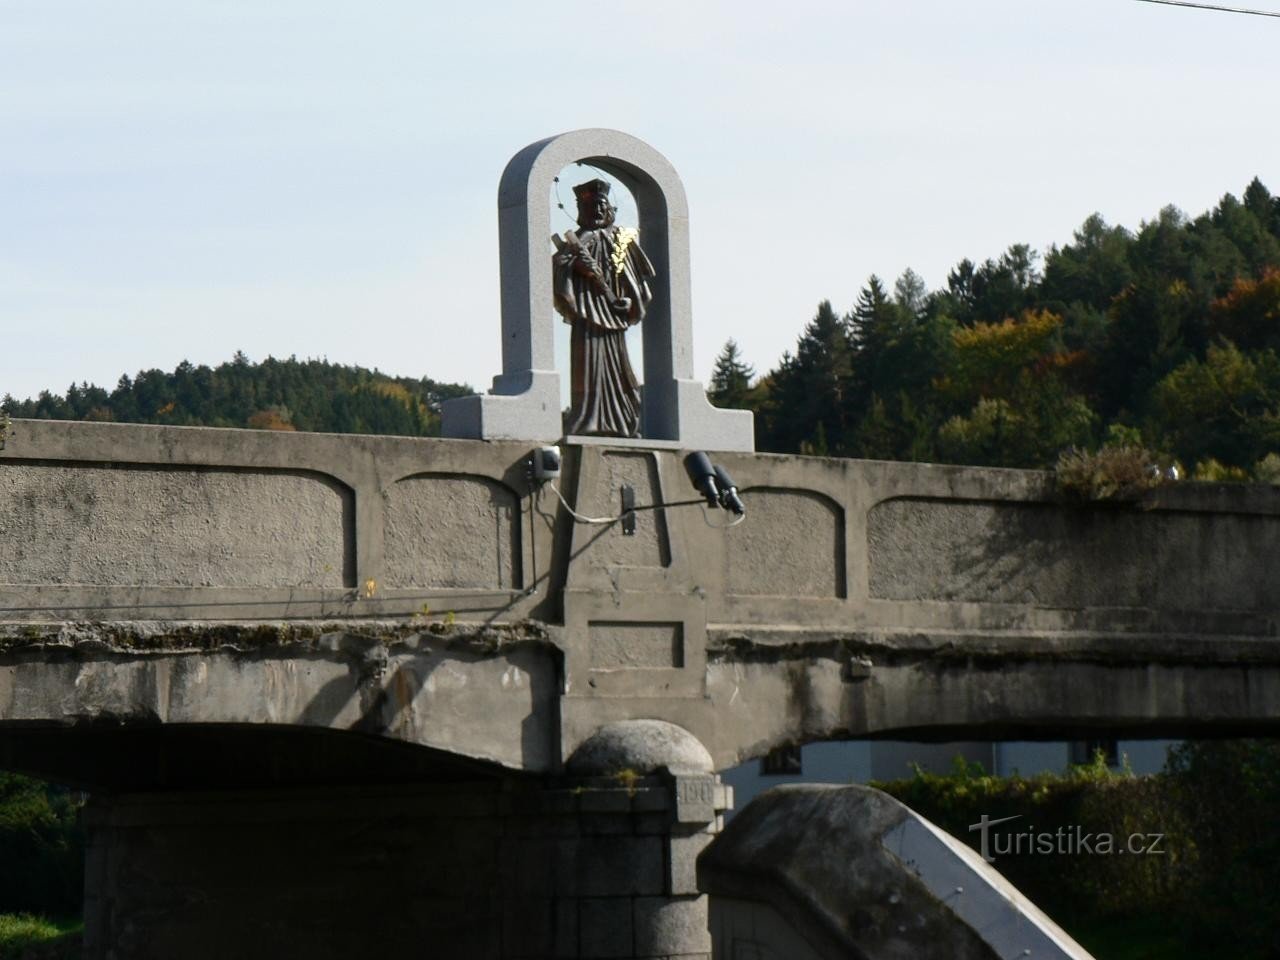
{"left": 874, "top": 754, "right": 1190, "bottom": 922}
{"left": 1164, "top": 740, "right": 1280, "bottom": 957}
{"left": 0, "top": 776, "right": 83, "bottom": 918}
{"left": 876, "top": 744, "right": 1280, "bottom": 959}
{"left": 1054, "top": 445, "right": 1165, "bottom": 501}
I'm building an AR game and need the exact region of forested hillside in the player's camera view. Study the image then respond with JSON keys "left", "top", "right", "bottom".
{"left": 9, "top": 178, "right": 1280, "bottom": 480}
{"left": 711, "top": 177, "right": 1280, "bottom": 478}
{"left": 2, "top": 354, "right": 472, "bottom": 437}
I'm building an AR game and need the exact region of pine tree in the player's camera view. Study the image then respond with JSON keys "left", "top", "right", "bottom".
{"left": 708, "top": 340, "right": 755, "bottom": 409}
{"left": 762, "top": 301, "right": 855, "bottom": 454}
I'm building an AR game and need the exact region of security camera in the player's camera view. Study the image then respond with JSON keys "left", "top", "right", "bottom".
{"left": 683, "top": 451, "right": 721, "bottom": 508}
{"left": 713, "top": 465, "right": 745, "bottom": 516}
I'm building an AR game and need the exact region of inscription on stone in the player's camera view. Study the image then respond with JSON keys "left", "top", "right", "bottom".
{"left": 674, "top": 774, "right": 718, "bottom": 824}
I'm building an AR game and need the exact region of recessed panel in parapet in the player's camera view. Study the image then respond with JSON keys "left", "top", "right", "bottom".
{"left": 594, "top": 452, "right": 670, "bottom": 569}
{"left": 725, "top": 488, "right": 846, "bottom": 599}
{"left": 589, "top": 621, "right": 684, "bottom": 670}
{"left": 382, "top": 474, "right": 520, "bottom": 590}
{"left": 0, "top": 462, "right": 353, "bottom": 588}
{"left": 866, "top": 497, "right": 1280, "bottom": 611}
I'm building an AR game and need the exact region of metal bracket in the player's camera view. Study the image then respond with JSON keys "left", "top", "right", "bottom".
{"left": 621, "top": 485, "right": 636, "bottom": 536}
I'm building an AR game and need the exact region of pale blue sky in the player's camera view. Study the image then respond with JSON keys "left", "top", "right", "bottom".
{"left": 4, "top": 0, "right": 1278, "bottom": 401}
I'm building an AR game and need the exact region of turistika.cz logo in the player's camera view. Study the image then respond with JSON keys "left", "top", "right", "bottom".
{"left": 968, "top": 814, "right": 1166, "bottom": 863}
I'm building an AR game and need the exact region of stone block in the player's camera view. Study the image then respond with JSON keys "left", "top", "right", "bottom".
{"left": 579, "top": 812, "right": 635, "bottom": 836}
{"left": 505, "top": 813, "right": 581, "bottom": 839}
{"left": 501, "top": 836, "right": 558, "bottom": 895}
{"left": 570, "top": 836, "right": 664, "bottom": 897}
{"left": 580, "top": 897, "right": 634, "bottom": 958}
{"left": 634, "top": 895, "right": 711, "bottom": 957}
{"left": 667, "top": 832, "right": 716, "bottom": 896}
{"left": 631, "top": 787, "right": 671, "bottom": 813}
{"left": 714, "top": 784, "right": 733, "bottom": 811}
{"left": 577, "top": 788, "right": 636, "bottom": 814}
{"left": 634, "top": 812, "right": 671, "bottom": 835}
{"left": 673, "top": 775, "right": 718, "bottom": 824}
{"left": 530, "top": 790, "right": 581, "bottom": 816}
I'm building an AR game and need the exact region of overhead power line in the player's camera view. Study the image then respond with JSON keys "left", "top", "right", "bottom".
{"left": 1134, "top": 0, "right": 1280, "bottom": 17}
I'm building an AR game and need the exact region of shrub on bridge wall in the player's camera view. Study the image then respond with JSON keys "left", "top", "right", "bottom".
{"left": 0, "top": 775, "right": 83, "bottom": 919}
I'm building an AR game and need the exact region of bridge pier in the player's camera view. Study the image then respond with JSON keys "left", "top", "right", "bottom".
{"left": 82, "top": 761, "right": 730, "bottom": 958}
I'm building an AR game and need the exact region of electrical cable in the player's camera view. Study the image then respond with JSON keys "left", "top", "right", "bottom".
{"left": 701, "top": 508, "right": 747, "bottom": 530}
{"left": 539, "top": 481, "right": 744, "bottom": 528}
{"left": 1133, "top": 0, "right": 1280, "bottom": 17}
{"left": 543, "top": 480, "right": 619, "bottom": 525}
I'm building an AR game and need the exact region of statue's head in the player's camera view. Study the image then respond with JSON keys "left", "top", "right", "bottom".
{"left": 573, "top": 178, "right": 616, "bottom": 230}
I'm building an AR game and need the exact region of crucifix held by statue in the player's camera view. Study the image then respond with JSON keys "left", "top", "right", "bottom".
{"left": 552, "top": 178, "right": 657, "bottom": 438}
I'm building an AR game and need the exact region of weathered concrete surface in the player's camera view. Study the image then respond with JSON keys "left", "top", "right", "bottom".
{"left": 0, "top": 462, "right": 352, "bottom": 588}
{"left": 0, "top": 418, "right": 546, "bottom": 622}
{"left": 383, "top": 473, "right": 520, "bottom": 589}
{"left": 0, "top": 620, "right": 560, "bottom": 779}
{"left": 3, "top": 419, "right": 1280, "bottom": 774}
{"left": 869, "top": 496, "right": 1280, "bottom": 609}
{"left": 699, "top": 784, "right": 1093, "bottom": 960}
{"left": 700, "top": 629, "right": 1280, "bottom": 770}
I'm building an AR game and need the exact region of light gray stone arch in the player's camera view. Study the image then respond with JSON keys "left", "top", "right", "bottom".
{"left": 442, "top": 128, "right": 754, "bottom": 451}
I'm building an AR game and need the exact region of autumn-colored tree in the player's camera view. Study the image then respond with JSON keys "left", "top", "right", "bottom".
{"left": 1208, "top": 268, "right": 1280, "bottom": 352}
{"left": 942, "top": 308, "right": 1064, "bottom": 403}
{"left": 247, "top": 408, "right": 297, "bottom": 431}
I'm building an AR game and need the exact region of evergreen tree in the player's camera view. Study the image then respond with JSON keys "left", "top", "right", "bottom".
{"left": 6, "top": 355, "right": 473, "bottom": 438}
{"left": 708, "top": 339, "right": 755, "bottom": 409}
{"left": 761, "top": 301, "right": 855, "bottom": 454}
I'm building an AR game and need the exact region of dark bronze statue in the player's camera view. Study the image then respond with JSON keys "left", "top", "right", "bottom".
{"left": 553, "top": 179, "right": 656, "bottom": 437}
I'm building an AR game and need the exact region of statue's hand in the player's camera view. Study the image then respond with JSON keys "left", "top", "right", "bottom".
{"left": 612, "top": 297, "right": 632, "bottom": 314}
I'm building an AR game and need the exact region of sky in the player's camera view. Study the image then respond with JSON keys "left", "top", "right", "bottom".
{"left": 4, "top": 0, "right": 1279, "bottom": 402}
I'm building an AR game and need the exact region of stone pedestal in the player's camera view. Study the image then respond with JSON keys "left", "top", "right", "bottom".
{"left": 83, "top": 771, "right": 731, "bottom": 959}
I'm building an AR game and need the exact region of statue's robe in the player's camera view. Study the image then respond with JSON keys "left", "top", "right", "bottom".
{"left": 553, "top": 226, "right": 656, "bottom": 437}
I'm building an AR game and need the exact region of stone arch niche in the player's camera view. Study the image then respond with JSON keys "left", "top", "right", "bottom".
{"left": 442, "top": 128, "right": 754, "bottom": 451}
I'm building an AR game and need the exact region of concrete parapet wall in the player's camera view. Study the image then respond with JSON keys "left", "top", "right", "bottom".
{"left": 0, "top": 419, "right": 544, "bottom": 621}
{"left": 4, "top": 419, "right": 1280, "bottom": 771}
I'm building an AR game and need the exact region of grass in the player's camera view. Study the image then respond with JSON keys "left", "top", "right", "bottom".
{"left": 0, "top": 914, "right": 82, "bottom": 960}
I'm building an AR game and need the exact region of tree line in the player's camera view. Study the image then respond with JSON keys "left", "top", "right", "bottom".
{"left": 2, "top": 353, "right": 473, "bottom": 437}
{"left": 8, "top": 177, "right": 1280, "bottom": 479}
{"left": 710, "top": 177, "right": 1280, "bottom": 478}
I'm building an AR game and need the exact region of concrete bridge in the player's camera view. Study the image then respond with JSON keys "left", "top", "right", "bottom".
{"left": 3, "top": 417, "right": 1279, "bottom": 958}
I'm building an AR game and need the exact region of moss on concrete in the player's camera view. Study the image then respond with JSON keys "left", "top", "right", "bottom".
{"left": 0, "top": 619, "right": 552, "bottom": 657}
